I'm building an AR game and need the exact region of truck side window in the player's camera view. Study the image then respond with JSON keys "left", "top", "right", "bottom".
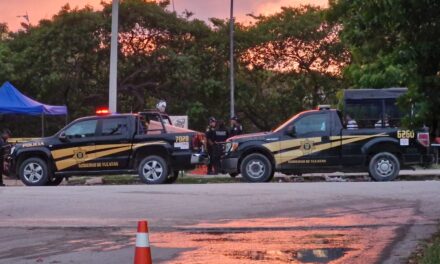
{"left": 294, "top": 114, "right": 329, "bottom": 137}
{"left": 101, "top": 118, "right": 128, "bottom": 136}
{"left": 65, "top": 120, "right": 97, "bottom": 139}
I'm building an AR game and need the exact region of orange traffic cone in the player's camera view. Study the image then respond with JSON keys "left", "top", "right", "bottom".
{"left": 191, "top": 165, "right": 208, "bottom": 175}
{"left": 134, "top": 220, "right": 152, "bottom": 264}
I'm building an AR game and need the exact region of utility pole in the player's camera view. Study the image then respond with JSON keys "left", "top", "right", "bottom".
{"left": 229, "top": 0, "right": 235, "bottom": 118}
{"left": 109, "top": 0, "right": 119, "bottom": 113}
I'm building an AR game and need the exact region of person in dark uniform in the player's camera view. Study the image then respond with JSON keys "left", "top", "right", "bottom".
{"left": 0, "top": 129, "right": 11, "bottom": 187}
{"left": 205, "top": 117, "right": 217, "bottom": 175}
{"left": 213, "top": 120, "right": 229, "bottom": 173}
{"left": 229, "top": 116, "right": 243, "bottom": 138}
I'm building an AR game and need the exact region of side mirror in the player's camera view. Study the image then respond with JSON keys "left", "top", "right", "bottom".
{"left": 286, "top": 126, "right": 296, "bottom": 137}
{"left": 58, "top": 131, "right": 68, "bottom": 142}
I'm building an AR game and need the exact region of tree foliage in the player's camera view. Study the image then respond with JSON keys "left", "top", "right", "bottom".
{"left": 0, "top": 0, "right": 348, "bottom": 135}
{"left": 236, "top": 6, "right": 349, "bottom": 130}
{"left": 329, "top": 0, "right": 440, "bottom": 131}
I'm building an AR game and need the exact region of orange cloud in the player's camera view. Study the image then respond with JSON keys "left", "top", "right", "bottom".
{"left": 254, "top": 0, "right": 327, "bottom": 15}
{"left": 0, "top": 0, "right": 103, "bottom": 31}
{"left": 0, "top": 0, "right": 328, "bottom": 32}
{"left": 234, "top": 0, "right": 328, "bottom": 25}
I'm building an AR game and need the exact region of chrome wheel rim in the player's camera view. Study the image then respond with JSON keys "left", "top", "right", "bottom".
{"left": 142, "top": 160, "right": 164, "bottom": 181}
{"left": 246, "top": 160, "right": 265, "bottom": 179}
{"left": 375, "top": 158, "right": 394, "bottom": 177}
{"left": 23, "top": 163, "right": 44, "bottom": 183}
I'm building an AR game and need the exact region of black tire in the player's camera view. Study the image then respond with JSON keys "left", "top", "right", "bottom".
{"left": 267, "top": 171, "right": 275, "bottom": 182}
{"left": 19, "top": 157, "right": 49, "bottom": 186}
{"left": 240, "top": 153, "right": 273, "bottom": 183}
{"left": 46, "top": 175, "right": 63, "bottom": 186}
{"left": 229, "top": 173, "right": 238, "bottom": 178}
{"left": 368, "top": 152, "right": 400, "bottom": 181}
{"left": 138, "top": 155, "right": 169, "bottom": 184}
{"left": 165, "top": 170, "right": 179, "bottom": 184}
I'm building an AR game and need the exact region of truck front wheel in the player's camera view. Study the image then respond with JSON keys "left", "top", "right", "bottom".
{"left": 19, "top": 157, "right": 49, "bottom": 186}
{"left": 240, "top": 153, "right": 273, "bottom": 183}
{"left": 368, "top": 152, "right": 400, "bottom": 181}
{"left": 138, "top": 156, "right": 169, "bottom": 184}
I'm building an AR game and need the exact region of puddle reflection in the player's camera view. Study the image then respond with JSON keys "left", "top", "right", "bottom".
{"left": 297, "top": 248, "right": 350, "bottom": 263}
{"left": 228, "top": 247, "right": 350, "bottom": 263}
{"left": 151, "top": 206, "right": 416, "bottom": 263}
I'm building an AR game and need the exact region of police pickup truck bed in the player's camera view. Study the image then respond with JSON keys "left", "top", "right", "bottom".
{"left": 221, "top": 108, "right": 433, "bottom": 182}
{"left": 9, "top": 112, "right": 207, "bottom": 186}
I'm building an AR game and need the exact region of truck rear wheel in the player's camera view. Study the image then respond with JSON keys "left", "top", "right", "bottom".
{"left": 138, "top": 156, "right": 169, "bottom": 184}
{"left": 368, "top": 152, "right": 400, "bottom": 181}
{"left": 19, "top": 157, "right": 49, "bottom": 186}
{"left": 240, "top": 153, "right": 273, "bottom": 183}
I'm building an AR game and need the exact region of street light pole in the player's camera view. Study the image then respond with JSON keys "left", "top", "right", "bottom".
{"left": 109, "top": 0, "right": 119, "bottom": 113}
{"left": 229, "top": 0, "right": 235, "bottom": 118}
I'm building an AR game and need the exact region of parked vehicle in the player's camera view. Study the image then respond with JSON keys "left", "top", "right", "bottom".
{"left": 8, "top": 110, "right": 207, "bottom": 186}
{"left": 221, "top": 107, "right": 433, "bottom": 182}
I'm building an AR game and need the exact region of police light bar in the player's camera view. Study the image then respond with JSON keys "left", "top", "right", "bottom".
{"left": 96, "top": 107, "right": 111, "bottom": 115}
{"left": 317, "top": 105, "right": 331, "bottom": 110}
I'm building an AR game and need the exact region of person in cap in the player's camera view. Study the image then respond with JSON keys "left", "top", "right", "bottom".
{"left": 375, "top": 114, "right": 390, "bottom": 128}
{"left": 205, "top": 117, "right": 217, "bottom": 175}
{"left": 229, "top": 116, "right": 243, "bottom": 138}
{"left": 0, "top": 129, "right": 12, "bottom": 186}
{"left": 345, "top": 114, "right": 358, "bottom": 130}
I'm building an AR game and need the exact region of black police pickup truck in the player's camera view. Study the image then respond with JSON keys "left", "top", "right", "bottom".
{"left": 221, "top": 108, "right": 433, "bottom": 182}
{"left": 8, "top": 111, "right": 207, "bottom": 186}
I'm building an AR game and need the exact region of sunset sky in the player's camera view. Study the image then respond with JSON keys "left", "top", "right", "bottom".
{"left": 0, "top": 0, "right": 327, "bottom": 31}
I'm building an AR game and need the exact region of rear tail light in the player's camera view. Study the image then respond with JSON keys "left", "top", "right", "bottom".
{"left": 417, "top": 132, "right": 430, "bottom": 147}
{"left": 192, "top": 133, "right": 206, "bottom": 151}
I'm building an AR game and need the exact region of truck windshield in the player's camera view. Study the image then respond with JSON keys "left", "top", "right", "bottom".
{"left": 273, "top": 110, "right": 318, "bottom": 132}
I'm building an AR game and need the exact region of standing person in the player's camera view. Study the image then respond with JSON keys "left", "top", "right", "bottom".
{"left": 0, "top": 129, "right": 11, "bottom": 187}
{"left": 205, "top": 117, "right": 217, "bottom": 175}
{"left": 229, "top": 116, "right": 243, "bottom": 138}
{"left": 214, "top": 120, "right": 229, "bottom": 173}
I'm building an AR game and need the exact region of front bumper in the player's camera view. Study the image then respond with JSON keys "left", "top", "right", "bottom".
{"left": 220, "top": 157, "right": 239, "bottom": 173}
{"left": 5, "top": 156, "right": 15, "bottom": 178}
{"left": 191, "top": 152, "right": 209, "bottom": 165}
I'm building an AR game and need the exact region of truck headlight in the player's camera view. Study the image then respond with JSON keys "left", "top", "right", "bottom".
{"left": 225, "top": 142, "right": 239, "bottom": 153}
{"left": 10, "top": 146, "right": 16, "bottom": 155}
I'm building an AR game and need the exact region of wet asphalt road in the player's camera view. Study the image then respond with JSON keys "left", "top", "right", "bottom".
{"left": 0, "top": 181, "right": 439, "bottom": 264}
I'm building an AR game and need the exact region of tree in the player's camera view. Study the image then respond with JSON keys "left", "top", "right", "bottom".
{"left": 234, "top": 6, "right": 350, "bottom": 130}
{"left": 6, "top": 4, "right": 107, "bottom": 117}
{"left": 110, "top": 0, "right": 230, "bottom": 129}
{"left": 329, "top": 0, "right": 440, "bottom": 132}
{"left": 0, "top": 5, "right": 107, "bottom": 135}
{"left": 0, "top": 1, "right": 351, "bottom": 135}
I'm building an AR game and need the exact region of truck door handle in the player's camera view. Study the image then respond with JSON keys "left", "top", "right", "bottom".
{"left": 87, "top": 143, "right": 95, "bottom": 146}
{"left": 322, "top": 136, "right": 330, "bottom": 142}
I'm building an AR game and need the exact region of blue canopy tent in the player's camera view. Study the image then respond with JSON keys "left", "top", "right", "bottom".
{"left": 0, "top": 82, "right": 68, "bottom": 136}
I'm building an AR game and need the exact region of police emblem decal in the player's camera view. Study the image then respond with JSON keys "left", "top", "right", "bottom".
{"left": 300, "top": 140, "right": 314, "bottom": 154}
{"left": 73, "top": 149, "right": 87, "bottom": 161}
